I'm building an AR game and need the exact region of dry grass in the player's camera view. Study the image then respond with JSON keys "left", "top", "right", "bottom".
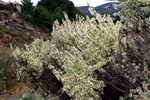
{"left": 0, "top": 44, "right": 12, "bottom": 58}
{"left": 0, "top": 44, "right": 31, "bottom": 100}
{"left": 0, "top": 81, "right": 31, "bottom": 100}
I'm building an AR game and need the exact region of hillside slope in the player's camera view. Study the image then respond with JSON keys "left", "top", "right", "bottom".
{"left": 76, "top": 2, "right": 120, "bottom": 16}
{"left": 76, "top": 6, "right": 89, "bottom": 15}
{"left": 0, "top": 4, "right": 48, "bottom": 48}
{"left": 95, "top": 2, "right": 120, "bottom": 15}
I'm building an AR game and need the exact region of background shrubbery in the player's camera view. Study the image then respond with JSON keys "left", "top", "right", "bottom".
{"left": 0, "top": 3, "right": 17, "bottom": 12}
{"left": 21, "top": 0, "right": 85, "bottom": 33}
{"left": 0, "top": 56, "right": 16, "bottom": 93}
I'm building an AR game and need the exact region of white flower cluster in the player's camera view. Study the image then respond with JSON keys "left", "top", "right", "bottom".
{"left": 126, "top": 64, "right": 150, "bottom": 100}
{"left": 13, "top": 7, "right": 121, "bottom": 99}
{"left": 52, "top": 8, "right": 120, "bottom": 66}
{"left": 114, "top": 0, "right": 150, "bottom": 99}
{"left": 128, "top": 82, "right": 150, "bottom": 100}
{"left": 114, "top": 0, "right": 150, "bottom": 30}
{"left": 13, "top": 39, "right": 54, "bottom": 79}
{"left": 49, "top": 46, "right": 105, "bottom": 99}
{"left": 51, "top": 8, "right": 120, "bottom": 99}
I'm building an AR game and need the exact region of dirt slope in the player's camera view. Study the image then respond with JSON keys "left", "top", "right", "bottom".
{"left": 0, "top": 4, "right": 49, "bottom": 48}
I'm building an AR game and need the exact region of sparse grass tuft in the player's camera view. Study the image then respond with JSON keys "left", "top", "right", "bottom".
{"left": 11, "top": 32, "right": 23, "bottom": 37}
{"left": 0, "top": 31, "right": 5, "bottom": 38}
{"left": 2, "top": 38, "right": 9, "bottom": 44}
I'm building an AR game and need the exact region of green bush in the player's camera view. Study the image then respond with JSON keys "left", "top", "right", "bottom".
{"left": 22, "top": 35, "right": 30, "bottom": 41}
{"left": 21, "top": 0, "right": 34, "bottom": 19}
{"left": 20, "top": 22, "right": 24, "bottom": 25}
{"left": 0, "top": 3, "right": 16, "bottom": 12}
{"left": 0, "top": 31, "right": 4, "bottom": 38}
{"left": 5, "top": 4, "right": 17, "bottom": 12}
{"left": 43, "top": 28, "right": 50, "bottom": 33}
{"left": 11, "top": 32, "right": 23, "bottom": 37}
{"left": 18, "top": 43, "right": 25, "bottom": 49}
{"left": 3, "top": 29, "right": 10, "bottom": 34}
{"left": 33, "top": 6, "right": 53, "bottom": 27}
{"left": 2, "top": 38, "right": 9, "bottom": 44}
{"left": 0, "top": 57, "right": 16, "bottom": 94}
{"left": 0, "top": 25, "right": 3, "bottom": 30}
{"left": 52, "top": 12, "right": 63, "bottom": 24}
{"left": 14, "top": 37, "right": 20, "bottom": 41}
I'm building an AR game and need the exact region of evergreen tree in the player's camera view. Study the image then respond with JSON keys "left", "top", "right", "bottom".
{"left": 20, "top": 0, "right": 85, "bottom": 33}
{"left": 21, "top": 0, "right": 34, "bottom": 19}
{"left": 52, "top": 7, "right": 64, "bottom": 23}
{"left": 53, "top": 7, "right": 63, "bottom": 16}
{"left": 37, "top": 0, "right": 85, "bottom": 20}
{"left": 33, "top": 6, "right": 52, "bottom": 27}
{"left": 52, "top": 12, "right": 63, "bottom": 23}
{"left": 30, "top": 0, "right": 85, "bottom": 31}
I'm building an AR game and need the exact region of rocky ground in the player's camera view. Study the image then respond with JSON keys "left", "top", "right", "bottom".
{"left": 0, "top": 4, "right": 51, "bottom": 99}
{"left": 0, "top": 5, "right": 49, "bottom": 48}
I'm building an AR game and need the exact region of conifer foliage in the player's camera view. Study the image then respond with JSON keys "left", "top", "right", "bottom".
{"left": 20, "top": 0, "right": 84, "bottom": 33}
{"left": 21, "top": 0, "right": 34, "bottom": 19}
{"left": 33, "top": 6, "right": 53, "bottom": 27}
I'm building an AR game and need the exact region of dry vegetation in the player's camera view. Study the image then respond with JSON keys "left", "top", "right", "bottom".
{"left": 1, "top": 0, "right": 150, "bottom": 100}
{"left": 0, "top": 41, "right": 30, "bottom": 100}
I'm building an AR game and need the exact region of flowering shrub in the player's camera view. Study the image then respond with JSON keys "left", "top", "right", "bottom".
{"left": 113, "top": 0, "right": 150, "bottom": 99}
{"left": 12, "top": 7, "right": 121, "bottom": 99}
{"left": 12, "top": 0, "right": 150, "bottom": 99}
{"left": 128, "top": 66, "right": 150, "bottom": 100}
